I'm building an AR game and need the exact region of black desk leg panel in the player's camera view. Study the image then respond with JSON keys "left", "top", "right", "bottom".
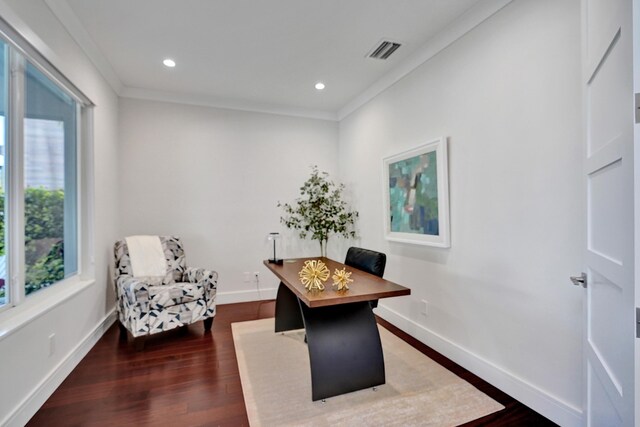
{"left": 273, "top": 282, "right": 386, "bottom": 400}
{"left": 274, "top": 282, "right": 304, "bottom": 332}
{"left": 299, "top": 300, "right": 385, "bottom": 401}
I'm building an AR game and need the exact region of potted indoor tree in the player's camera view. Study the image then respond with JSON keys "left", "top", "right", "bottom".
{"left": 278, "top": 166, "right": 358, "bottom": 257}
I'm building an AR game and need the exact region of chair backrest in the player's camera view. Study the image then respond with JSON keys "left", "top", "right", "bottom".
{"left": 114, "top": 235, "right": 186, "bottom": 284}
{"left": 344, "top": 247, "right": 386, "bottom": 278}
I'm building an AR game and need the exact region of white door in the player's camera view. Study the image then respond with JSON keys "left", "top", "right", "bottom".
{"left": 582, "top": 0, "right": 635, "bottom": 425}
{"left": 634, "top": 0, "right": 640, "bottom": 423}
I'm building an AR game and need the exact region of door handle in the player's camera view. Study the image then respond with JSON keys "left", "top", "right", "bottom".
{"left": 570, "top": 272, "right": 587, "bottom": 288}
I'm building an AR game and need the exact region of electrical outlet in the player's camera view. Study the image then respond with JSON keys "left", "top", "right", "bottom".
{"left": 253, "top": 272, "right": 259, "bottom": 282}
{"left": 243, "top": 272, "right": 251, "bottom": 283}
{"left": 420, "top": 299, "right": 428, "bottom": 316}
{"left": 48, "top": 333, "right": 55, "bottom": 356}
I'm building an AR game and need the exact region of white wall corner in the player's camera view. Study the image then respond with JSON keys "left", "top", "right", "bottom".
{"left": 0, "top": 0, "right": 62, "bottom": 80}
{"left": 375, "top": 304, "right": 583, "bottom": 427}
{"left": 2, "top": 309, "right": 117, "bottom": 427}
{"left": 43, "top": 0, "right": 124, "bottom": 95}
{"left": 337, "top": 0, "right": 515, "bottom": 121}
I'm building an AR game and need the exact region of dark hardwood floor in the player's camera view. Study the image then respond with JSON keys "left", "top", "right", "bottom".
{"left": 28, "top": 301, "right": 557, "bottom": 426}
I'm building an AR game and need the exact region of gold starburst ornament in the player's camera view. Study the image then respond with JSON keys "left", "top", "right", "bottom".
{"left": 299, "top": 259, "right": 330, "bottom": 291}
{"left": 332, "top": 268, "right": 353, "bottom": 291}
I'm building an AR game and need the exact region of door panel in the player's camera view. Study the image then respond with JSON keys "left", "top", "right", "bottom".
{"left": 587, "top": 34, "right": 626, "bottom": 156}
{"left": 583, "top": 0, "right": 634, "bottom": 425}
{"left": 588, "top": 159, "right": 624, "bottom": 263}
{"left": 588, "top": 269, "right": 624, "bottom": 393}
{"left": 586, "top": 0, "right": 622, "bottom": 73}
{"left": 588, "top": 363, "right": 622, "bottom": 426}
{"left": 635, "top": 0, "right": 640, "bottom": 423}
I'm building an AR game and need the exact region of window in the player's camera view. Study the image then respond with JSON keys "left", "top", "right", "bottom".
{"left": 24, "top": 63, "right": 77, "bottom": 296}
{"left": 0, "top": 20, "right": 91, "bottom": 312}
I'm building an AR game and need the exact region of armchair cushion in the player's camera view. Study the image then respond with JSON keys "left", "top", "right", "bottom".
{"left": 149, "top": 282, "right": 205, "bottom": 308}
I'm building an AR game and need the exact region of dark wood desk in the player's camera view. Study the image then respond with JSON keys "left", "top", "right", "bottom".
{"left": 264, "top": 257, "right": 411, "bottom": 401}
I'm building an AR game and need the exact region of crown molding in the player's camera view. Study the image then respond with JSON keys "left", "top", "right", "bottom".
{"left": 44, "top": 0, "right": 512, "bottom": 123}
{"left": 44, "top": 0, "right": 123, "bottom": 94}
{"left": 337, "top": 0, "right": 514, "bottom": 121}
{"left": 120, "top": 87, "right": 338, "bottom": 121}
{"left": 44, "top": 0, "right": 337, "bottom": 120}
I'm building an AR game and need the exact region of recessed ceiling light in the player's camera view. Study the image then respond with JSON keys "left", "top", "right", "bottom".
{"left": 163, "top": 58, "right": 176, "bottom": 68}
{"left": 315, "top": 82, "right": 325, "bottom": 90}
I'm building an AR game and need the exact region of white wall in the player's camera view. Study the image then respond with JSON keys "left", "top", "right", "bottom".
{"left": 0, "top": 0, "right": 584, "bottom": 424}
{"left": 0, "top": 0, "right": 119, "bottom": 425}
{"left": 118, "top": 98, "right": 339, "bottom": 301}
{"left": 338, "top": 0, "right": 583, "bottom": 425}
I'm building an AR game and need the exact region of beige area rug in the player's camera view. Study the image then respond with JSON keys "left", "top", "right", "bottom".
{"left": 232, "top": 318, "right": 504, "bottom": 427}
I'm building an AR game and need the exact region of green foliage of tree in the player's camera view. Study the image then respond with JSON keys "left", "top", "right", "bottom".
{"left": 25, "top": 240, "right": 64, "bottom": 294}
{"left": 25, "top": 187, "right": 64, "bottom": 241}
{"left": 278, "top": 166, "right": 358, "bottom": 256}
{"left": 0, "top": 187, "right": 65, "bottom": 294}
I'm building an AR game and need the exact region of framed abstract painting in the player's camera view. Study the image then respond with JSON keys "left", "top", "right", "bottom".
{"left": 383, "top": 137, "right": 450, "bottom": 247}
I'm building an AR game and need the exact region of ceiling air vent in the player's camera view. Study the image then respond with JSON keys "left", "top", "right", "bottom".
{"left": 367, "top": 40, "right": 401, "bottom": 60}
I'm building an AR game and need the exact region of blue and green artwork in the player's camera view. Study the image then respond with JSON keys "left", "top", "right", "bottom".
{"left": 388, "top": 151, "right": 439, "bottom": 235}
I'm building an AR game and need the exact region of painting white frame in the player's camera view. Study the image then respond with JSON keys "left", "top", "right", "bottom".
{"left": 382, "top": 137, "right": 450, "bottom": 248}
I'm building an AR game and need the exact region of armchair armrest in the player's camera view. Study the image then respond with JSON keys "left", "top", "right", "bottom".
{"left": 116, "top": 275, "right": 151, "bottom": 306}
{"left": 184, "top": 267, "right": 218, "bottom": 301}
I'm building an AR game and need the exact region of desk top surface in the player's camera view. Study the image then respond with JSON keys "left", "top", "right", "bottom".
{"left": 263, "top": 257, "right": 411, "bottom": 308}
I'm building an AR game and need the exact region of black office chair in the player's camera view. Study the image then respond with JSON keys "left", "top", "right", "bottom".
{"left": 344, "top": 247, "right": 386, "bottom": 308}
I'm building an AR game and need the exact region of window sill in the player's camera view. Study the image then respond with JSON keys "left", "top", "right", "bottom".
{"left": 0, "top": 276, "right": 95, "bottom": 342}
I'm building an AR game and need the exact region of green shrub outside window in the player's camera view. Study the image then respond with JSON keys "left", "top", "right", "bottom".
{"left": 0, "top": 187, "right": 65, "bottom": 298}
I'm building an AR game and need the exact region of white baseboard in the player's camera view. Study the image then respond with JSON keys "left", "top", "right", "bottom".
{"left": 4, "top": 309, "right": 117, "bottom": 427}
{"left": 217, "top": 287, "right": 278, "bottom": 305}
{"left": 375, "top": 304, "right": 582, "bottom": 427}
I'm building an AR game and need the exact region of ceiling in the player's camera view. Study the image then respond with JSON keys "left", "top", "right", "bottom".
{"left": 46, "top": 0, "right": 506, "bottom": 120}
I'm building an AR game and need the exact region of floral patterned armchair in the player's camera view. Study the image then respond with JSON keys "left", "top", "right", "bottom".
{"left": 114, "top": 236, "right": 217, "bottom": 346}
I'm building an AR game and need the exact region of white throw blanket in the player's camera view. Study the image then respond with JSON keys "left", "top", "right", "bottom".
{"left": 125, "top": 235, "right": 167, "bottom": 278}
